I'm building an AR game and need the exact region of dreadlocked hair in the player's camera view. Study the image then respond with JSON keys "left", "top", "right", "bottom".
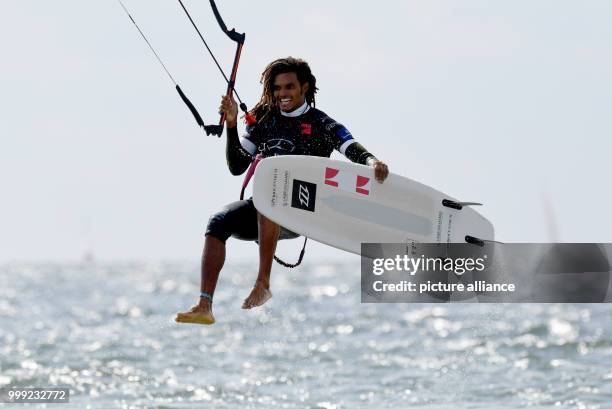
{"left": 250, "top": 57, "right": 318, "bottom": 122}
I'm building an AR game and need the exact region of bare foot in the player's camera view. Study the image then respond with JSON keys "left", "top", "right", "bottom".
{"left": 175, "top": 302, "right": 215, "bottom": 325}
{"left": 242, "top": 284, "right": 272, "bottom": 309}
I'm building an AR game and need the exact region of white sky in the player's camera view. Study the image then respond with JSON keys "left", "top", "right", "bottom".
{"left": 1, "top": 1, "right": 611, "bottom": 263}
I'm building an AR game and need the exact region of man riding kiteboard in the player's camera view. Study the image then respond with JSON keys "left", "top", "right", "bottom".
{"left": 175, "top": 57, "right": 389, "bottom": 325}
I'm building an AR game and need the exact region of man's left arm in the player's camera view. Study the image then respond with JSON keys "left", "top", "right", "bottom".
{"left": 334, "top": 125, "right": 389, "bottom": 183}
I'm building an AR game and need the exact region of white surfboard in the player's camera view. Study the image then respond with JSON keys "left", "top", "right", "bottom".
{"left": 252, "top": 156, "right": 494, "bottom": 255}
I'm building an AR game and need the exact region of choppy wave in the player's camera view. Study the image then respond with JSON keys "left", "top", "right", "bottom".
{"left": 0, "top": 261, "right": 611, "bottom": 408}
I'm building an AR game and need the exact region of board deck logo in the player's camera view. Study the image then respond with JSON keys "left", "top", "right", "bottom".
{"left": 324, "top": 167, "right": 340, "bottom": 187}
{"left": 356, "top": 175, "right": 370, "bottom": 195}
{"left": 324, "top": 167, "right": 371, "bottom": 196}
{"left": 291, "top": 179, "right": 316, "bottom": 212}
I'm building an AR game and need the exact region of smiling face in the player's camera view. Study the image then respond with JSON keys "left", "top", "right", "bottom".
{"left": 273, "top": 72, "right": 309, "bottom": 112}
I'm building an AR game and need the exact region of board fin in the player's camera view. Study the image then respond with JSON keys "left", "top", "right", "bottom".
{"left": 443, "top": 199, "right": 483, "bottom": 210}
{"left": 465, "top": 235, "right": 485, "bottom": 246}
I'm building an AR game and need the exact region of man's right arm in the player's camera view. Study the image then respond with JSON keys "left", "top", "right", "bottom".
{"left": 226, "top": 125, "right": 254, "bottom": 176}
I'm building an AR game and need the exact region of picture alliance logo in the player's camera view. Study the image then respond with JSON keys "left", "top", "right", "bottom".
{"left": 291, "top": 179, "right": 316, "bottom": 212}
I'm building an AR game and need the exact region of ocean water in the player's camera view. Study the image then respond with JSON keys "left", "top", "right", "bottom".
{"left": 0, "top": 261, "right": 611, "bottom": 408}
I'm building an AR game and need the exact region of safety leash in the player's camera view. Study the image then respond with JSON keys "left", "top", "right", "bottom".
{"left": 240, "top": 154, "right": 262, "bottom": 200}
{"left": 273, "top": 237, "right": 308, "bottom": 268}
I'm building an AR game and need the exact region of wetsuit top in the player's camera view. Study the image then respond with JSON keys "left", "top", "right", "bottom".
{"left": 226, "top": 101, "right": 377, "bottom": 175}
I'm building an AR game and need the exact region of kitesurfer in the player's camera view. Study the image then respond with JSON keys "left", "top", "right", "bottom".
{"left": 175, "top": 57, "right": 389, "bottom": 325}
